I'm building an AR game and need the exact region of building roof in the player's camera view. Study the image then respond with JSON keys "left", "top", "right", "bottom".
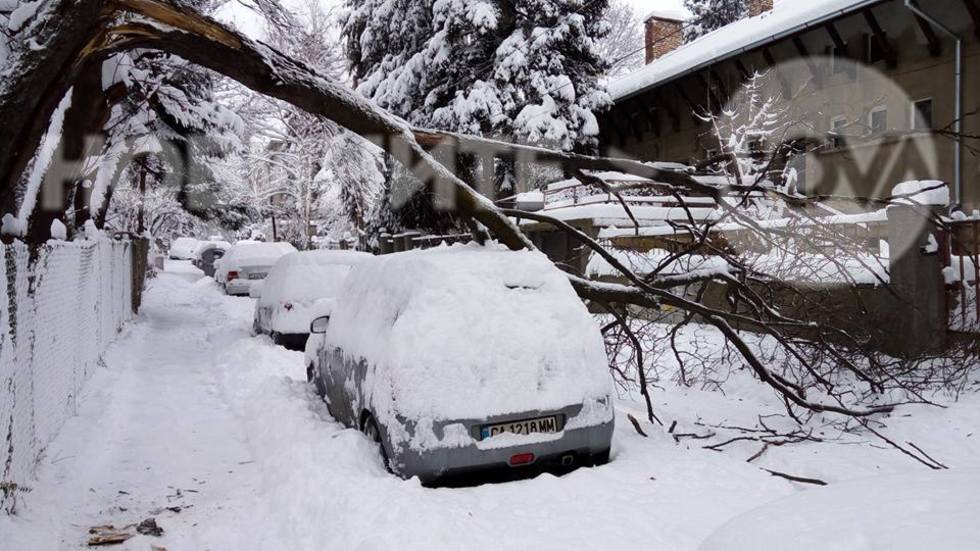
{"left": 610, "top": 0, "right": 885, "bottom": 102}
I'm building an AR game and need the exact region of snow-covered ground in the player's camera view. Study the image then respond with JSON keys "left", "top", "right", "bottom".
{"left": 3, "top": 260, "right": 979, "bottom": 550}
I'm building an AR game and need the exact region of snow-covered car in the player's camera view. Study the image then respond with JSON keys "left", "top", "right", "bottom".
{"left": 253, "top": 250, "right": 372, "bottom": 350}
{"left": 308, "top": 244, "right": 614, "bottom": 483}
{"left": 215, "top": 241, "right": 297, "bottom": 296}
{"left": 169, "top": 237, "right": 200, "bottom": 260}
{"left": 191, "top": 240, "right": 231, "bottom": 277}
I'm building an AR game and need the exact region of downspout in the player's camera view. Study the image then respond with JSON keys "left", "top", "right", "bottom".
{"left": 905, "top": 0, "right": 963, "bottom": 206}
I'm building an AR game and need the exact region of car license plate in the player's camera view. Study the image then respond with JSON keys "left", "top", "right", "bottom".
{"left": 481, "top": 415, "right": 559, "bottom": 439}
{"left": 247, "top": 273, "right": 266, "bottom": 280}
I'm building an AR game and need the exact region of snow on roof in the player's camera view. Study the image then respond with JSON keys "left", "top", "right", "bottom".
{"left": 610, "top": 0, "right": 883, "bottom": 101}
{"left": 644, "top": 8, "right": 689, "bottom": 22}
{"left": 525, "top": 203, "right": 719, "bottom": 228}
{"left": 324, "top": 243, "right": 612, "bottom": 425}
{"left": 890, "top": 180, "right": 949, "bottom": 207}
{"left": 598, "top": 208, "right": 889, "bottom": 239}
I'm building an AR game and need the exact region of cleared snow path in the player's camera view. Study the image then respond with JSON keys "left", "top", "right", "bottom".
{"left": 3, "top": 263, "right": 266, "bottom": 548}
{"left": 9, "top": 261, "right": 977, "bottom": 550}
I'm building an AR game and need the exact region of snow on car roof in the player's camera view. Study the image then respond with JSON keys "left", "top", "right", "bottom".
{"left": 224, "top": 241, "right": 297, "bottom": 267}
{"left": 610, "top": 0, "right": 881, "bottom": 101}
{"left": 258, "top": 250, "right": 372, "bottom": 306}
{"left": 325, "top": 243, "right": 612, "bottom": 422}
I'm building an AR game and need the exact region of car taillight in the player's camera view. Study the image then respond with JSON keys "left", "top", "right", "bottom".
{"left": 227, "top": 270, "right": 239, "bottom": 282}
{"left": 509, "top": 453, "right": 535, "bottom": 466}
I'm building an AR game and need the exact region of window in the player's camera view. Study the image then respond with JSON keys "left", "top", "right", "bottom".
{"left": 869, "top": 106, "right": 888, "bottom": 136}
{"left": 829, "top": 116, "right": 848, "bottom": 148}
{"left": 911, "top": 98, "right": 933, "bottom": 131}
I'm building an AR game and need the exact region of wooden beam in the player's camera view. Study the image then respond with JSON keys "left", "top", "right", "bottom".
{"left": 602, "top": 112, "right": 628, "bottom": 145}
{"left": 636, "top": 95, "right": 660, "bottom": 138}
{"left": 912, "top": 12, "right": 942, "bottom": 57}
{"left": 695, "top": 73, "right": 723, "bottom": 114}
{"left": 626, "top": 98, "right": 645, "bottom": 141}
{"left": 825, "top": 22, "right": 847, "bottom": 52}
{"left": 674, "top": 84, "right": 700, "bottom": 123}
{"left": 792, "top": 36, "right": 823, "bottom": 87}
{"left": 863, "top": 8, "right": 897, "bottom": 68}
{"left": 656, "top": 90, "right": 681, "bottom": 131}
{"left": 762, "top": 47, "right": 791, "bottom": 97}
{"left": 962, "top": 0, "right": 980, "bottom": 41}
{"left": 709, "top": 68, "right": 730, "bottom": 103}
{"left": 734, "top": 58, "right": 752, "bottom": 81}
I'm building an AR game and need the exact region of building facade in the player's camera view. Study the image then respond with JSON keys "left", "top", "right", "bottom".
{"left": 602, "top": 0, "right": 980, "bottom": 209}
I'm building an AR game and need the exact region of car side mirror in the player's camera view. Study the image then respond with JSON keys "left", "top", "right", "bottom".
{"left": 310, "top": 315, "right": 330, "bottom": 334}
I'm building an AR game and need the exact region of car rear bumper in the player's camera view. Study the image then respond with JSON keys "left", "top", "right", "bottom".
{"left": 225, "top": 279, "right": 253, "bottom": 295}
{"left": 392, "top": 419, "right": 614, "bottom": 483}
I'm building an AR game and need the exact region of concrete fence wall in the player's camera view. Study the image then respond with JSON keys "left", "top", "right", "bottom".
{"left": 0, "top": 238, "right": 144, "bottom": 513}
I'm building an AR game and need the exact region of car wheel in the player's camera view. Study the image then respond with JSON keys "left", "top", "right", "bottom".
{"left": 361, "top": 413, "right": 390, "bottom": 470}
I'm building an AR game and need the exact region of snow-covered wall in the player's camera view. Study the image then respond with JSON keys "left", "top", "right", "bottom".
{"left": 0, "top": 239, "right": 134, "bottom": 512}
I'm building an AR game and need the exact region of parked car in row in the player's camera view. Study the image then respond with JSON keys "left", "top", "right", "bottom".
{"left": 192, "top": 239, "right": 231, "bottom": 277}
{"left": 253, "top": 250, "right": 372, "bottom": 350}
{"left": 169, "top": 237, "right": 200, "bottom": 260}
{"left": 215, "top": 241, "right": 296, "bottom": 296}
{"left": 306, "top": 244, "right": 614, "bottom": 483}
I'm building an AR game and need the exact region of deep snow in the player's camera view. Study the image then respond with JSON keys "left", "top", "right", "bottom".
{"left": 2, "top": 260, "right": 980, "bottom": 550}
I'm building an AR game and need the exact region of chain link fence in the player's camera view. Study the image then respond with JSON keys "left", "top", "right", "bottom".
{"left": 0, "top": 237, "right": 146, "bottom": 513}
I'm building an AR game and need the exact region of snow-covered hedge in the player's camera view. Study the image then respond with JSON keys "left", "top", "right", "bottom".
{"left": 0, "top": 238, "right": 135, "bottom": 512}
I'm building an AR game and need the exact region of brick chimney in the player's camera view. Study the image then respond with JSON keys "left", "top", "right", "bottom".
{"left": 747, "top": 0, "right": 774, "bottom": 17}
{"left": 644, "top": 12, "right": 685, "bottom": 64}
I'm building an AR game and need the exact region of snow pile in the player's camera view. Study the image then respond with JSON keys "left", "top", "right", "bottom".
{"left": 700, "top": 470, "right": 980, "bottom": 551}
{"left": 890, "top": 180, "right": 949, "bottom": 207}
{"left": 325, "top": 243, "right": 613, "bottom": 425}
{"left": 586, "top": 248, "right": 729, "bottom": 280}
{"left": 48, "top": 219, "right": 66, "bottom": 241}
{"left": 257, "top": 250, "right": 372, "bottom": 333}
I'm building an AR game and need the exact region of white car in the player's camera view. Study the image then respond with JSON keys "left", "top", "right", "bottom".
{"left": 307, "top": 244, "right": 614, "bottom": 483}
{"left": 253, "top": 250, "right": 372, "bottom": 349}
{"left": 215, "top": 241, "right": 297, "bottom": 296}
{"left": 169, "top": 237, "right": 200, "bottom": 260}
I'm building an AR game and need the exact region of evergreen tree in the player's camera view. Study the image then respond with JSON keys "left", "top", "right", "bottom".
{"left": 344, "top": 0, "right": 611, "bottom": 233}
{"left": 345, "top": 0, "right": 609, "bottom": 152}
{"left": 683, "top": 0, "right": 746, "bottom": 42}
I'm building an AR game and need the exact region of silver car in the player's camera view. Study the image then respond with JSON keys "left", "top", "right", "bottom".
{"left": 307, "top": 247, "right": 614, "bottom": 483}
